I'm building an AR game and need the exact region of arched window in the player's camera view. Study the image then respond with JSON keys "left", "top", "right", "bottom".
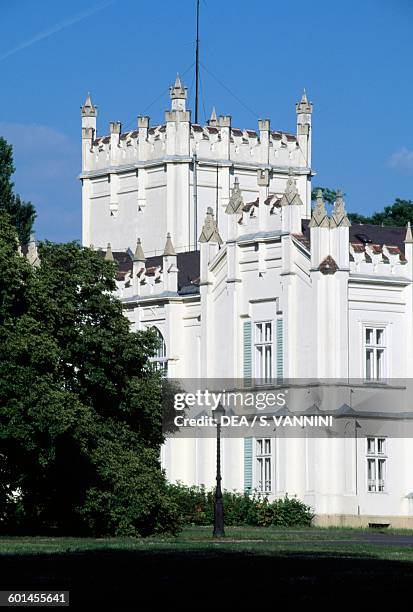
{"left": 149, "top": 327, "right": 168, "bottom": 376}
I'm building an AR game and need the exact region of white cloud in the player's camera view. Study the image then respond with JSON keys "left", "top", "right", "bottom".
{"left": 388, "top": 147, "right": 413, "bottom": 173}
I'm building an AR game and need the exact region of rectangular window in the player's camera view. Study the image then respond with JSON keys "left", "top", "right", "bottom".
{"left": 366, "top": 436, "right": 387, "bottom": 492}
{"left": 364, "top": 327, "right": 386, "bottom": 380}
{"left": 255, "top": 438, "right": 273, "bottom": 493}
{"left": 255, "top": 322, "right": 273, "bottom": 382}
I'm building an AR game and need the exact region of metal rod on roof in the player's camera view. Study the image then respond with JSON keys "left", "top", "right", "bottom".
{"left": 192, "top": 1, "right": 201, "bottom": 251}
{"left": 215, "top": 163, "right": 219, "bottom": 227}
{"left": 195, "top": 0, "right": 200, "bottom": 124}
{"left": 194, "top": 153, "right": 198, "bottom": 250}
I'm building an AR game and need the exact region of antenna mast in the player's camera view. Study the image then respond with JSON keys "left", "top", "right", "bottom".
{"left": 195, "top": 0, "right": 200, "bottom": 124}
{"left": 193, "top": 0, "right": 201, "bottom": 250}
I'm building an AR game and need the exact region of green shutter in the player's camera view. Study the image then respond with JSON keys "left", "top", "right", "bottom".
{"left": 276, "top": 318, "right": 283, "bottom": 380}
{"left": 244, "top": 437, "right": 253, "bottom": 493}
{"left": 243, "top": 320, "right": 252, "bottom": 384}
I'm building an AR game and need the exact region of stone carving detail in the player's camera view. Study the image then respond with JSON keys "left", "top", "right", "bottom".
{"left": 133, "top": 238, "right": 146, "bottom": 262}
{"left": 330, "top": 190, "right": 350, "bottom": 228}
{"left": 296, "top": 89, "right": 313, "bottom": 115}
{"left": 226, "top": 177, "right": 244, "bottom": 214}
{"left": 405, "top": 222, "right": 413, "bottom": 244}
{"left": 319, "top": 255, "right": 338, "bottom": 275}
{"left": 199, "top": 207, "right": 223, "bottom": 245}
{"left": 257, "top": 168, "right": 270, "bottom": 186}
{"left": 104, "top": 242, "right": 114, "bottom": 262}
{"left": 26, "top": 237, "right": 40, "bottom": 267}
{"left": 81, "top": 92, "right": 97, "bottom": 118}
{"left": 309, "top": 188, "right": 329, "bottom": 228}
{"left": 279, "top": 173, "right": 303, "bottom": 207}
{"left": 163, "top": 233, "right": 176, "bottom": 256}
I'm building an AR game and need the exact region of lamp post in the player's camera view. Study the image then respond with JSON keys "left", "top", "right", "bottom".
{"left": 213, "top": 403, "right": 225, "bottom": 537}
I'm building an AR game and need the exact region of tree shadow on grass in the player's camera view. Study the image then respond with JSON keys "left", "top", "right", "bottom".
{"left": 0, "top": 548, "right": 411, "bottom": 607}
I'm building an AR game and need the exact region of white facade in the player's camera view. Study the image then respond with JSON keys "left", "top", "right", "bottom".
{"left": 80, "top": 76, "right": 312, "bottom": 255}
{"left": 81, "top": 77, "right": 413, "bottom": 527}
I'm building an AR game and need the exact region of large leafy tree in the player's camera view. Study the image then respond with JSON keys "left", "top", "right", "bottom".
{"left": 0, "top": 213, "right": 179, "bottom": 536}
{"left": 0, "top": 137, "right": 36, "bottom": 245}
{"left": 347, "top": 198, "right": 413, "bottom": 226}
{"left": 311, "top": 186, "right": 340, "bottom": 205}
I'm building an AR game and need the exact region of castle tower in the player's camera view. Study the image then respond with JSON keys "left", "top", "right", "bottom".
{"left": 165, "top": 75, "right": 191, "bottom": 247}
{"left": 81, "top": 93, "right": 97, "bottom": 131}
{"left": 296, "top": 90, "right": 313, "bottom": 218}
{"left": 81, "top": 93, "right": 97, "bottom": 173}
{"left": 81, "top": 75, "right": 314, "bottom": 255}
{"left": 170, "top": 74, "right": 187, "bottom": 112}
{"left": 81, "top": 93, "right": 98, "bottom": 244}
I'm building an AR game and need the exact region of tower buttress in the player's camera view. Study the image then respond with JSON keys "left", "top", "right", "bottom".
{"left": 165, "top": 74, "right": 191, "bottom": 156}
{"left": 81, "top": 93, "right": 97, "bottom": 131}
{"left": 258, "top": 119, "right": 270, "bottom": 165}
{"left": 170, "top": 74, "right": 187, "bottom": 112}
{"left": 218, "top": 115, "right": 231, "bottom": 160}
{"left": 133, "top": 238, "right": 146, "bottom": 295}
{"left": 404, "top": 222, "right": 413, "bottom": 280}
{"left": 137, "top": 116, "right": 149, "bottom": 159}
{"left": 163, "top": 233, "right": 178, "bottom": 292}
{"left": 296, "top": 89, "right": 312, "bottom": 166}
{"left": 296, "top": 90, "right": 313, "bottom": 218}
{"left": 81, "top": 93, "right": 97, "bottom": 172}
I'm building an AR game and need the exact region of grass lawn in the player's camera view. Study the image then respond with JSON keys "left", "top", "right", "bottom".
{"left": 1, "top": 526, "right": 412, "bottom": 606}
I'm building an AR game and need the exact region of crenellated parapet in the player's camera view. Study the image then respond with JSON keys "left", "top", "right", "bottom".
{"left": 80, "top": 74, "right": 313, "bottom": 252}
{"left": 110, "top": 234, "right": 200, "bottom": 300}
{"left": 292, "top": 194, "right": 411, "bottom": 279}
{"left": 84, "top": 119, "right": 306, "bottom": 172}
{"left": 80, "top": 75, "right": 311, "bottom": 174}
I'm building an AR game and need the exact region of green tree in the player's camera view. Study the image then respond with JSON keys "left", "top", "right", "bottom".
{"left": 311, "top": 186, "right": 340, "bottom": 205}
{"left": 0, "top": 137, "right": 36, "bottom": 245}
{"left": 0, "top": 213, "right": 179, "bottom": 536}
{"left": 359, "top": 198, "right": 413, "bottom": 226}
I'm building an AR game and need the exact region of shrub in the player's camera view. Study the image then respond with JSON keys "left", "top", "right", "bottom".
{"left": 168, "top": 483, "right": 314, "bottom": 527}
{"left": 78, "top": 441, "right": 182, "bottom": 537}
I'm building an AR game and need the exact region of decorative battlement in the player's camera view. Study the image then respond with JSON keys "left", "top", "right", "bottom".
{"left": 80, "top": 73, "right": 313, "bottom": 254}
{"left": 293, "top": 194, "right": 410, "bottom": 278}
{"left": 80, "top": 74, "right": 310, "bottom": 174}
{"left": 84, "top": 121, "right": 303, "bottom": 171}
{"left": 104, "top": 235, "right": 200, "bottom": 300}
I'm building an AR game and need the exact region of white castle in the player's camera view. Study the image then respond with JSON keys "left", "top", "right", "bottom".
{"left": 80, "top": 76, "right": 413, "bottom": 527}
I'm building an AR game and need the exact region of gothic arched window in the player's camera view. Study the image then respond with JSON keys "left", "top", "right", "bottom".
{"left": 149, "top": 327, "right": 168, "bottom": 376}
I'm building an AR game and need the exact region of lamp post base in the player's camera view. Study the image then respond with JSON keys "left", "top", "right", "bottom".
{"left": 213, "top": 497, "right": 225, "bottom": 537}
{"left": 213, "top": 420, "right": 225, "bottom": 537}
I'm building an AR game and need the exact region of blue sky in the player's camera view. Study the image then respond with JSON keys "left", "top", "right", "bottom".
{"left": 1, "top": 0, "right": 412, "bottom": 242}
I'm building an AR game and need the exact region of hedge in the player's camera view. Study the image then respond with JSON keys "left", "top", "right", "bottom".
{"left": 168, "top": 483, "right": 314, "bottom": 527}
